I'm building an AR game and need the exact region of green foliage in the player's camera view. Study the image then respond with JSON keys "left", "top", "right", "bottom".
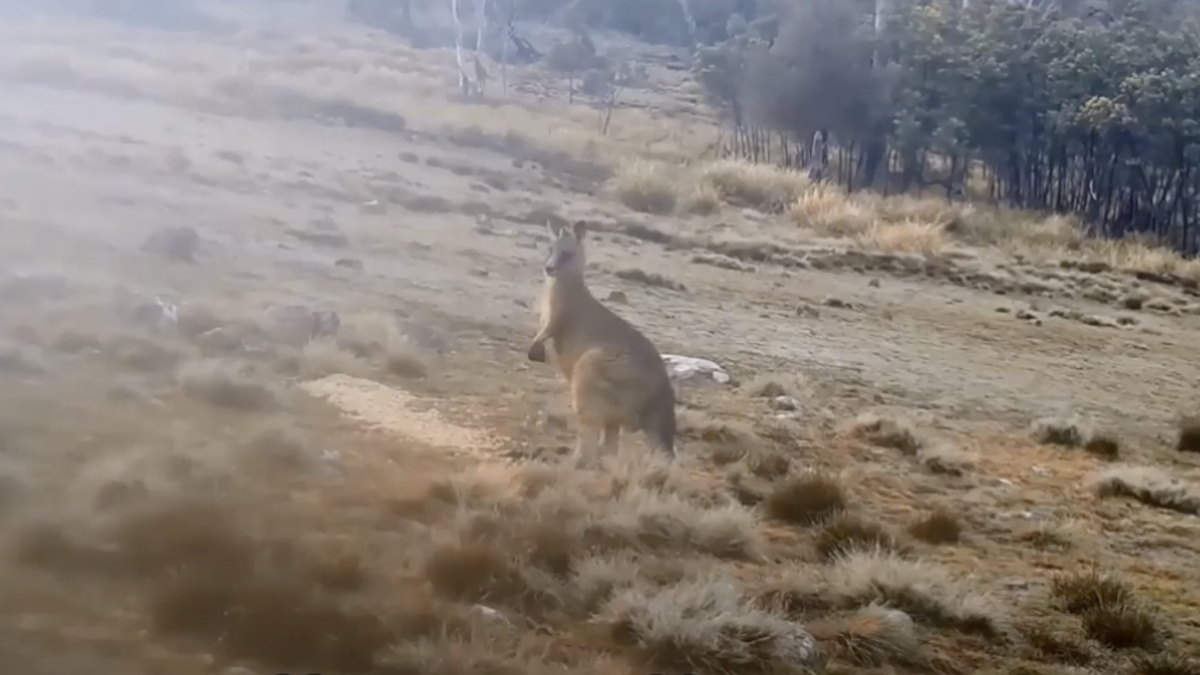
{"left": 696, "top": 0, "right": 1200, "bottom": 253}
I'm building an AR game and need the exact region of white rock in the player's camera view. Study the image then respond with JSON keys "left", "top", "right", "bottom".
{"left": 661, "top": 354, "right": 731, "bottom": 385}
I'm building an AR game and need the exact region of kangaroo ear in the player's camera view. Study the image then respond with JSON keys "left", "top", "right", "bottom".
{"left": 572, "top": 220, "right": 588, "bottom": 241}
{"left": 546, "top": 219, "right": 560, "bottom": 238}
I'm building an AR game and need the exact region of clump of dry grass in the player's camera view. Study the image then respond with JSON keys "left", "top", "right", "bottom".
{"left": 385, "top": 335, "right": 428, "bottom": 379}
{"left": 241, "top": 423, "right": 314, "bottom": 470}
{"left": 1032, "top": 415, "right": 1122, "bottom": 459}
{"left": 682, "top": 181, "right": 722, "bottom": 215}
{"left": 614, "top": 267, "right": 687, "bottom": 291}
{"left": 807, "top": 604, "right": 923, "bottom": 667}
{"left": 1131, "top": 652, "right": 1200, "bottom": 675}
{"left": 178, "top": 360, "right": 281, "bottom": 411}
{"left": 297, "top": 337, "right": 371, "bottom": 379}
{"left": 1091, "top": 465, "right": 1200, "bottom": 515}
{"left": 18, "top": 496, "right": 395, "bottom": 672}
{"left": 849, "top": 412, "right": 923, "bottom": 455}
{"left": 763, "top": 472, "right": 846, "bottom": 526}
{"left": 815, "top": 514, "right": 909, "bottom": 561}
{"left": 915, "top": 444, "right": 973, "bottom": 476}
{"left": 1176, "top": 415, "right": 1200, "bottom": 454}
{"left": 336, "top": 311, "right": 427, "bottom": 379}
{"left": 743, "top": 374, "right": 800, "bottom": 399}
{"left": 1083, "top": 430, "right": 1121, "bottom": 460}
{"left": 855, "top": 220, "right": 945, "bottom": 255}
{"left": 1047, "top": 571, "right": 1161, "bottom": 649}
{"left": 604, "top": 576, "right": 820, "bottom": 673}
{"left": 105, "top": 332, "right": 190, "bottom": 373}
{"left": 423, "top": 538, "right": 567, "bottom": 619}
{"left": 503, "top": 463, "right": 767, "bottom": 562}
{"left": 697, "top": 159, "right": 809, "bottom": 211}
{"left": 1081, "top": 599, "right": 1162, "bottom": 649}
{"left": 788, "top": 183, "right": 876, "bottom": 237}
{"left": 679, "top": 413, "right": 760, "bottom": 463}
{"left": 1084, "top": 236, "right": 1200, "bottom": 282}
{"left": 742, "top": 447, "right": 792, "bottom": 480}
{"left": 906, "top": 509, "right": 962, "bottom": 544}
{"left": 1017, "top": 520, "right": 1078, "bottom": 552}
{"left": 609, "top": 159, "right": 679, "bottom": 215}
{"left": 1015, "top": 618, "right": 1094, "bottom": 665}
{"left": 151, "top": 569, "right": 392, "bottom": 672}
{"left": 822, "top": 549, "right": 1003, "bottom": 638}
{"left": 1050, "top": 569, "right": 1135, "bottom": 614}
{"left": 1031, "top": 415, "right": 1087, "bottom": 447}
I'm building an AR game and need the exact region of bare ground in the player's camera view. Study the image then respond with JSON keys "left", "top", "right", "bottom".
{"left": 2, "top": 5, "right": 1200, "bottom": 675}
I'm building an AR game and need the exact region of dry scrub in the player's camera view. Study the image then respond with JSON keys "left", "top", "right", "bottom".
{"left": 589, "top": 154, "right": 1200, "bottom": 279}
{"left": 606, "top": 577, "right": 820, "bottom": 673}
{"left": 763, "top": 472, "right": 846, "bottom": 526}
{"left": 178, "top": 360, "right": 281, "bottom": 411}
{"left": 907, "top": 510, "right": 963, "bottom": 545}
{"left": 1091, "top": 465, "right": 1200, "bottom": 515}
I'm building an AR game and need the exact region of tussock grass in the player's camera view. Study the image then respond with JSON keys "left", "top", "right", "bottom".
{"left": 178, "top": 360, "right": 281, "bottom": 411}
{"left": 1031, "top": 415, "right": 1088, "bottom": 448}
{"left": 604, "top": 575, "right": 820, "bottom": 673}
{"left": 807, "top": 604, "right": 923, "bottom": 667}
{"left": 763, "top": 472, "right": 846, "bottom": 526}
{"left": 696, "top": 159, "right": 809, "bottom": 210}
{"left": 1091, "top": 465, "right": 1200, "bottom": 515}
{"left": 1049, "top": 571, "right": 1162, "bottom": 648}
{"left": 815, "top": 514, "right": 909, "bottom": 561}
{"left": 297, "top": 337, "right": 371, "bottom": 379}
{"left": 1177, "top": 415, "right": 1200, "bottom": 454}
{"left": 855, "top": 220, "right": 946, "bottom": 255}
{"left": 906, "top": 510, "right": 963, "bottom": 544}
{"left": 823, "top": 549, "right": 1003, "bottom": 638}
{"left": 609, "top": 159, "right": 679, "bottom": 215}
{"left": 849, "top": 412, "right": 923, "bottom": 455}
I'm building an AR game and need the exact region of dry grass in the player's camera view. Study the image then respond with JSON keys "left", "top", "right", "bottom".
{"left": 906, "top": 510, "right": 963, "bottom": 544}
{"left": 815, "top": 514, "right": 909, "bottom": 561}
{"left": 1015, "top": 617, "right": 1094, "bottom": 665}
{"left": 743, "top": 373, "right": 802, "bottom": 399}
{"left": 1083, "top": 430, "right": 1122, "bottom": 460}
{"left": 605, "top": 576, "right": 820, "bottom": 673}
{"left": 241, "top": 422, "right": 315, "bottom": 470}
{"left": 1132, "top": 652, "right": 1200, "bottom": 675}
{"left": 17, "top": 497, "right": 393, "bottom": 671}
{"left": 178, "top": 359, "right": 281, "bottom": 411}
{"left": 696, "top": 159, "right": 809, "bottom": 210}
{"left": 789, "top": 183, "right": 879, "bottom": 237}
{"left": 1031, "top": 415, "right": 1088, "bottom": 447}
{"left": 849, "top": 412, "right": 923, "bottom": 455}
{"left": 822, "top": 549, "right": 1004, "bottom": 637}
{"left": 1091, "top": 465, "right": 1200, "bottom": 515}
{"left": 807, "top": 604, "right": 923, "bottom": 667}
{"left": 855, "top": 220, "right": 946, "bottom": 255}
{"left": 763, "top": 472, "right": 847, "bottom": 526}
{"left": 297, "top": 337, "right": 372, "bottom": 379}
{"left": 385, "top": 338, "right": 429, "bottom": 379}
{"left": 1177, "top": 415, "right": 1200, "bottom": 453}
{"left": 608, "top": 159, "right": 678, "bottom": 215}
{"left": 614, "top": 267, "right": 687, "bottom": 291}
{"left": 1050, "top": 570, "right": 1163, "bottom": 650}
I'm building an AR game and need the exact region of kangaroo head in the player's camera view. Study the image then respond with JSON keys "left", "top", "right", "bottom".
{"left": 542, "top": 220, "right": 587, "bottom": 278}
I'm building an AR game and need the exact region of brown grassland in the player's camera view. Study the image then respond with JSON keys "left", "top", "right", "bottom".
{"left": 2, "top": 3, "right": 1200, "bottom": 675}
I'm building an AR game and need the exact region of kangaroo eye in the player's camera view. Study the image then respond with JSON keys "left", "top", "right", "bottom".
{"left": 558, "top": 250, "right": 574, "bottom": 262}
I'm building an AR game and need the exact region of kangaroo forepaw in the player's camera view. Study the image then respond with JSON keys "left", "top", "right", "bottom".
{"left": 527, "top": 341, "right": 547, "bottom": 363}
